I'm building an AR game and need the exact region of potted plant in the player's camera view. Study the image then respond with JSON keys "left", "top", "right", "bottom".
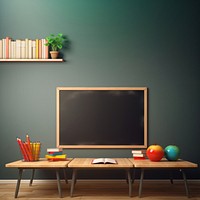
{"left": 45, "top": 33, "right": 67, "bottom": 59}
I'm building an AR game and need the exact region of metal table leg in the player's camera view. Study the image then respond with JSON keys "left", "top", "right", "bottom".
{"left": 29, "top": 169, "right": 35, "bottom": 186}
{"left": 70, "top": 169, "right": 77, "bottom": 197}
{"left": 56, "top": 169, "right": 62, "bottom": 198}
{"left": 180, "top": 169, "right": 190, "bottom": 198}
{"left": 139, "top": 169, "right": 144, "bottom": 198}
{"left": 63, "top": 169, "right": 68, "bottom": 184}
{"left": 127, "top": 169, "right": 132, "bottom": 197}
{"left": 15, "top": 168, "right": 23, "bottom": 198}
{"left": 169, "top": 170, "right": 174, "bottom": 184}
{"left": 132, "top": 168, "right": 136, "bottom": 184}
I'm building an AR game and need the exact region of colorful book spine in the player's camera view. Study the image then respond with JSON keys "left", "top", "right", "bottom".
{"left": 45, "top": 39, "right": 49, "bottom": 59}
{"left": 25, "top": 38, "right": 29, "bottom": 59}
{"left": 16, "top": 40, "right": 21, "bottom": 59}
{"left": 45, "top": 154, "right": 66, "bottom": 159}
{"left": 132, "top": 149, "right": 147, "bottom": 160}
{"left": 38, "top": 39, "right": 42, "bottom": 59}
{"left": 2, "top": 39, "right": 6, "bottom": 58}
{"left": 21, "top": 40, "right": 26, "bottom": 59}
{"left": 32, "top": 40, "right": 36, "bottom": 58}
{"left": 5, "top": 37, "right": 11, "bottom": 59}
{"left": 0, "top": 37, "right": 50, "bottom": 59}
{"left": 28, "top": 40, "right": 32, "bottom": 59}
{"left": 47, "top": 148, "right": 63, "bottom": 152}
{"left": 35, "top": 39, "right": 39, "bottom": 59}
{"left": 48, "top": 152, "right": 63, "bottom": 156}
{"left": 0, "top": 40, "right": 3, "bottom": 58}
{"left": 46, "top": 147, "right": 66, "bottom": 161}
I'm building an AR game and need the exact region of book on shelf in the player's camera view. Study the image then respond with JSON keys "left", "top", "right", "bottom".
{"left": 25, "top": 38, "right": 30, "bottom": 59}
{"left": 2, "top": 38, "right": 6, "bottom": 58}
{"left": 32, "top": 40, "right": 36, "bottom": 58}
{"left": 92, "top": 158, "right": 117, "bottom": 164}
{"left": 21, "top": 40, "right": 26, "bottom": 59}
{"left": 28, "top": 40, "right": 32, "bottom": 59}
{"left": 16, "top": 39, "right": 21, "bottom": 59}
{"left": 38, "top": 39, "right": 42, "bottom": 59}
{"left": 35, "top": 39, "right": 39, "bottom": 59}
{"left": 0, "top": 36, "right": 49, "bottom": 60}
{"left": 5, "top": 37, "right": 11, "bottom": 59}
{"left": 0, "top": 40, "right": 2, "bottom": 58}
{"left": 11, "top": 40, "right": 16, "bottom": 59}
{"left": 45, "top": 39, "right": 48, "bottom": 59}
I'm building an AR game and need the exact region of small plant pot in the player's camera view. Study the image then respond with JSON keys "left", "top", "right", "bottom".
{"left": 50, "top": 51, "right": 59, "bottom": 59}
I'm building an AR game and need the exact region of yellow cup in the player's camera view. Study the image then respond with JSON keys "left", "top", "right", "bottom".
{"left": 31, "top": 142, "right": 41, "bottom": 161}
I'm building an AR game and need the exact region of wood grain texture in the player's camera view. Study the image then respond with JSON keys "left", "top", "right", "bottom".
{"left": 128, "top": 158, "right": 198, "bottom": 168}
{"left": 0, "top": 180, "right": 200, "bottom": 199}
{"left": 68, "top": 158, "right": 133, "bottom": 168}
{"left": 5, "top": 158, "right": 72, "bottom": 168}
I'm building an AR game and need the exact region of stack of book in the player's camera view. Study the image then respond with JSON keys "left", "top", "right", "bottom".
{"left": 45, "top": 148, "right": 67, "bottom": 161}
{"left": 132, "top": 149, "right": 147, "bottom": 160}
{"left": 17, "top": 135, "right": 41, "bottom": 161}
{"left": 0, "top": 36, "right": 49, "bottom": 59}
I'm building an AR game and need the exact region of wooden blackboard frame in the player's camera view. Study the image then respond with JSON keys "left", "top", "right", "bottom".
{"left": 56, "top": 87, "right": 148, "bottom": 149}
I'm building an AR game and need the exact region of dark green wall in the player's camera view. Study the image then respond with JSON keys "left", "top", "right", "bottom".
{"left": 0, "top": 0, "right": 200, "bottom": 179}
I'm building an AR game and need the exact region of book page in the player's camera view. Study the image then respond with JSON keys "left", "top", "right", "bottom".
{"left": 104, "top": 158, "right": 117, "bottom": 164}
{"left": 92, "top": 158, "right": 117, "bottom": 164}
{"left": 92, "top": 158, "right": 105, "bottom": 164}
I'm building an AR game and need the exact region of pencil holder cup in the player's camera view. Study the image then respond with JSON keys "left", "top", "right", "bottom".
{"left": 20, "top": 142, "right": 41, "bottom": 162}
{"left": 31, "top": 142, "right": 41, "bottom": 161}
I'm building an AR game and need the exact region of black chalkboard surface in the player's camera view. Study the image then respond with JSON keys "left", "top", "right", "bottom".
{"left": 56, "top": 87, "right": 147, "bottom": 148}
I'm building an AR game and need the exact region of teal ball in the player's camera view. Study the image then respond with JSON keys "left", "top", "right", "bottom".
{"left": 165, "top": 145, "right": 180, "bottom": 161}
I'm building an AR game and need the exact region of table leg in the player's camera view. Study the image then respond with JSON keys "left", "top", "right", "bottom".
{"left": 29, "top": 169, "right": 35, "bottom": 186}
{"left": 15, "top": 168, "right": 23, "bottom": 198}
{"left": 55, "top": 170, "right": 62, "bottom": 198}
{"left": 70, "top": 169, "right": 77, "bottom": 197}
{"left": 126, "top": 169, "right": 134, "bottom": 184}
{"left": 127, "top": 169, "right": 132, "bottom": 197}
{"left": 132, "top": 168, "right": 136, "bottom": 184}
{"left": 169, "top": 171, "right": 173, "bottom": 184}
{"left": 63, "top": 169, "right": 68, "bottom": 184}
{"left": 180, "top": 169, "right": 190, "bottom": 198}
{"left": 139, "top": 169, "right": 144, "bottom": 198}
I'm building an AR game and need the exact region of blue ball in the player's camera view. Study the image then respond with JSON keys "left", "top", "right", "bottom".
{"left": 164, "top": 145, "right": 180, "bottom": 161}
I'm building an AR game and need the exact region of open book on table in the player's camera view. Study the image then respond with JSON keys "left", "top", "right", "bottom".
{"left": 92, "top": 158, "right": 117, "bottom": 164}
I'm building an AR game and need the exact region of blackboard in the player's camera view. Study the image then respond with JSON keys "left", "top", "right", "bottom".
{"left": 56, "top": 87, "right": 147, "bottom": 148}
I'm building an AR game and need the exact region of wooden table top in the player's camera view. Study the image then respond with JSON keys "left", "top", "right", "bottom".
{"left": 128, "top": 158, "right": 198, "bottom": 169}
{"left": 68, "top": 158, "right": 133, "bottom": 168}
{"left": 5, "top": 158, "right": 72, "bottom": 168}
{"left": 5, "top": 158, "right": 198, "bottom": 169}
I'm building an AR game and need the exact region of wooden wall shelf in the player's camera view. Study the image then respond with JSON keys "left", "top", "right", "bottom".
{"left": 0, "top": 59, "right": 64, "bottom": 62}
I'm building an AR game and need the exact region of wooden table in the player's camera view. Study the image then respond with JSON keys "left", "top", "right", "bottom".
{"left": 68, "top": 158, "right": 133, "bottom": 197}
{"left": 128, "top": 158, "right": 198, "bottom": 198}
{"left": 5, "top": 158, "right": 72, "bottom": 198}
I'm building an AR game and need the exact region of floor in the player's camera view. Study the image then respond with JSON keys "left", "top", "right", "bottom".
{"left": 0, "top": 180, "right": 200, "bottom": 200}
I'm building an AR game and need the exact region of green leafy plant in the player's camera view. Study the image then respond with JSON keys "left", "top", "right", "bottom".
{"left": 45, "top": 33, "right": 67, "bottom": 51}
